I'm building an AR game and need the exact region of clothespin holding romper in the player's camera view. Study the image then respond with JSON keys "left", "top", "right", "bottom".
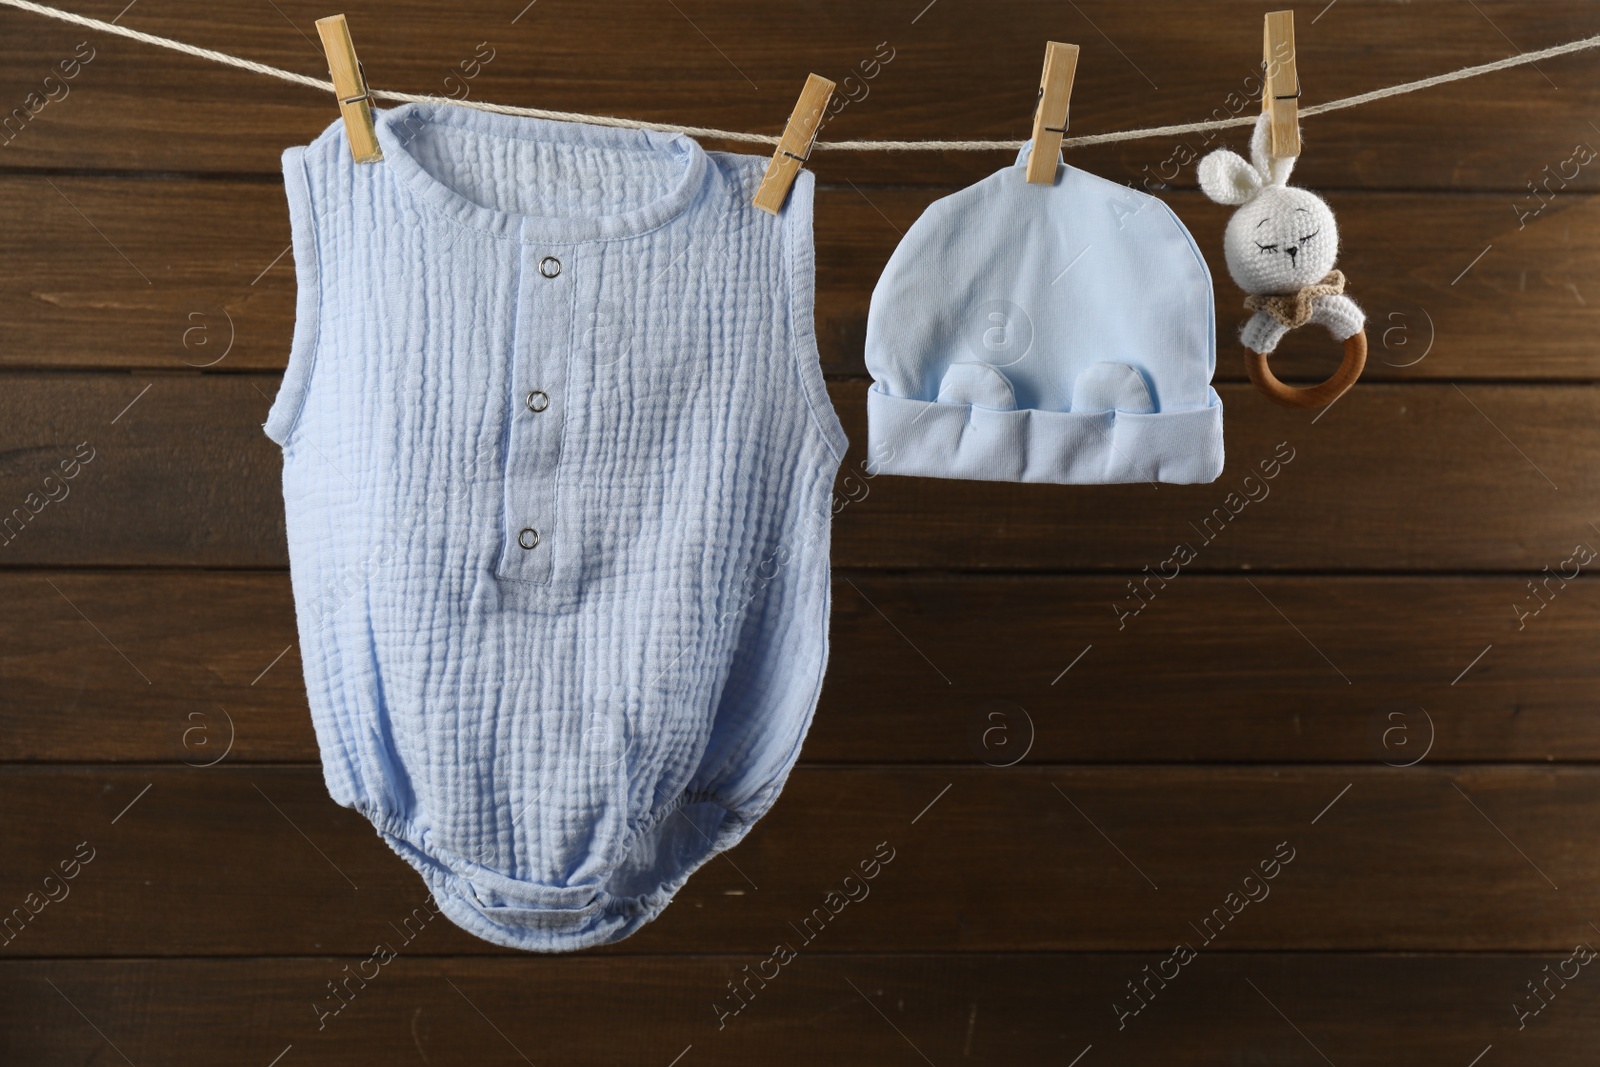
{"left": 753, "top": 74, "right": 836, "bottom": 215}
{"left": 1261, "top": 10, "right": 1299, "bottom": 159}
{"left": 1025, "top": 41, "right": 1079, "bottom": 184}
{"left": 315, "top": 14, "right": 383, "bottom": 163}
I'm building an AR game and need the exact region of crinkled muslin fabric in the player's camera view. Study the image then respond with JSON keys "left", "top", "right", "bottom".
{"left": 865, "top": 145, "right": 1223, "bottom": 485}
{"left": 265, "top": 102, "right": 847, "bottom": 951}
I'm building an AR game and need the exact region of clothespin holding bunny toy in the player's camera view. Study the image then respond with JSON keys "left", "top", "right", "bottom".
{"left": 1262, "top": 10, "right": 1300, "bottom": 160}
{"left": 1198, "top": 10, "right": 1366, "bottom": 409}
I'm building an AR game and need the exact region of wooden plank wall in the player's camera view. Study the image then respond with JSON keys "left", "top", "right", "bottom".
{"left": 3, "top": 1, "right": 1599, "bottom": 1063}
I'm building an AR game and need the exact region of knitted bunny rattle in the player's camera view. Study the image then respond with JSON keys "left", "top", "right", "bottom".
{"left": 1198, "top": 112, "right": 1366, "bottom": 408}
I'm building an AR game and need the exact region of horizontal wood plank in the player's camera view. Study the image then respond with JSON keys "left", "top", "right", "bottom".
{"left": 3, "top": 953, "right": 1595, "bottom": 1065}
{"left": 829, "top": 380, "right": 1598, "bottom": 571}
{"left": 0, "top": 765, "right": 1593, "bottom": 955}
{"left": 0, "top": 0, "right": 1597, "bottom": 190}
{"left": 2, "top": 175, "right": 1595, "bottom": 379}
{"left": 0, "top": 375, "right": 1593, "bottom": 571}
{"left": 4, "top": 572, "right": 1597, "bottom": 763}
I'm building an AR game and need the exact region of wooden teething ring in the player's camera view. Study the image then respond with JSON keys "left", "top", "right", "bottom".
{"left": 1244, "top": 330, "right": 1367, "bottom": 409}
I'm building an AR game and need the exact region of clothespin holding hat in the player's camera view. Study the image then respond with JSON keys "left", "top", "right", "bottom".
{"left": 1261, "top": 10, "right": 1300, "bottom": 159}
{"left": 1025, "top": 41, "right": 1079, "bottom": 184}
{"left": 315, "top": 14, "right": 383, "bottom": 164}
{"left": 753, "top": 74, "right": 835, "bottom": 215}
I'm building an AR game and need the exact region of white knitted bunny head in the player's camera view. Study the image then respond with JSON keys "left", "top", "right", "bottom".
{"left": 1198, "top": 113, "right": 1339, "bottom": 295}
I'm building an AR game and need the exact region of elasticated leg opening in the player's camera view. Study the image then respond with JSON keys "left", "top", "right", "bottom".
{"left": 372, "top": 797, "right": 745, "bottom": 952}
{"left": 602, "top": 797, "right": 735, "bottom": 901}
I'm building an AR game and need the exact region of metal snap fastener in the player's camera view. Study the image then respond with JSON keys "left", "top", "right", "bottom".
{"left": 518, "top": 528, "right": 540, "bottom": 550}
{"left": 526, "top": 390, "right": 550, "bottom": 413}
{"left": 538, "top": 256, "right": 561, "bottom": 279}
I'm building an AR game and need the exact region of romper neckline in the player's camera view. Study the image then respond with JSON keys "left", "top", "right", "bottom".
{"left": 374, "top": 101, "right": 709, "bottom": 244}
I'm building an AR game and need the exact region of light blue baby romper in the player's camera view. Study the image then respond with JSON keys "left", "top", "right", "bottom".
{"left": 264, "top": 101, "right": 848, "bottom": 951}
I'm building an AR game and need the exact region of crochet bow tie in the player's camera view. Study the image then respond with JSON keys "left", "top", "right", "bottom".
{"left": 1243, "top": 270, "right": 1346, "bottom": 330}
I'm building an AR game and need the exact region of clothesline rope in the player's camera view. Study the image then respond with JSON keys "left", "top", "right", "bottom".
{"left": 4, "top": 0, "right": 1598, "bottom": 151}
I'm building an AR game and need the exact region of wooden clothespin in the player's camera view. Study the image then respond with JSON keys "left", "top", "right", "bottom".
{"left": 753, "top": 74, "right": 835, "bottom": 215}
{"left": 315, "top": 14, "right": 382, "bottom": 164}
{"left": 1261, "top": 10, "right": 1300, "bottom": 159}
{"left": 1026, "top": 41, "right": 1079, "bottom": 184}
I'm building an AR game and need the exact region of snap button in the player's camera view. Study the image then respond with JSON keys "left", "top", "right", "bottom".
{"left": 518, "top": 528, "right": 540, "bottom": 550}
{"left": 526, "top": 390, "right": 550, "bottom": 413}
{"left": 539, "top": 256, "right": 561, "bottom": 279}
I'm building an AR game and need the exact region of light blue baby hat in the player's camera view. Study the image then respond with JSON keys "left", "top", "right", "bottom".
{"left": 865, "top": 144, "right": 1224, "bottom": 484}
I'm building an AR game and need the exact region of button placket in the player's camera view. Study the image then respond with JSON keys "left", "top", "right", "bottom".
{"left": 497, "top": 235, "right": 575, "bottom": 585}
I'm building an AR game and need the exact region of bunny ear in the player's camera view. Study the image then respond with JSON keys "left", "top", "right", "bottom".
{"left": 1249, "top": 111, "right": 1299, "bottom": 186}
{"left": 1197, "top": 148, "right": 1262, "bottom": 205}
{"left": 1268, "top": 150, "right": 1297, "bottom": 186}
{"left": 1247, "top": 112, "right": 1274, "bottom": 174}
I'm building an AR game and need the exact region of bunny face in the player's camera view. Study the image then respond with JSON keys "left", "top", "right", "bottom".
{"left": 1221, "top": 185, "right": 1338, "bottom": 294}
{"left": 1198, "top": 112, "right": 1343, "bottom": 296}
